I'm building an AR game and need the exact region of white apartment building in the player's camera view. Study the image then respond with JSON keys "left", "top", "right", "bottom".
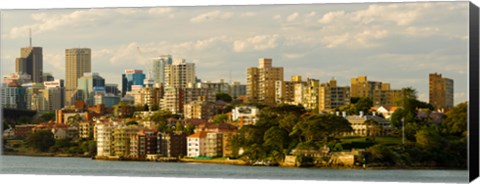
{"left": 187, "top": 132, "right": 206, "bottom": 157}
{"left": 231, "top": 106, "right": 259, "bottom": 126}
{"left": 95, "top": 122, "right": 115, "bottom": 157}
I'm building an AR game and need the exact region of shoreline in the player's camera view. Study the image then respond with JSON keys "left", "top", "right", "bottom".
{"left": 0, "top": 153, "right": 467, "bottom": 170}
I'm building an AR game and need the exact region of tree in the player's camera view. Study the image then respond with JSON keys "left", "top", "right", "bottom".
{"left": 263, "top": 126, "right": 289, "bottom": 150}
{"left": 212, "top": 114, "right": 228, "bottom": 124}
{"left": 151, "top": 103, "right": 159, "bottom": 111}
{"left": 354, "top": 97, "right": 373, "bottom": 115}
{"left": 442, "top": 102, "right": 468, "bottom": 136}
{"left": 152, "top": 110, "right": 175, "bottom": 133}
{"left": 67, "top": 114, "right": 83, "bottom": 129}
{"left": 415, "top": 125, "right": 443, "bottom": 150}
{"left": 37, "top": 112, "right": 56, "bottom": 123}
{"left": 185, "top": 122, "right": 195, "bottom": 135}
{"left": 293, "top": 114, "right": 353, "bottom": 144}
{"left": 216, "top": 93, "right": 233, "bottom": 103}
{"left": 364, "top": 119, "right": 379, "bottom": 142}
{"left": 175, "top": 121, "right": 185, "bottom": 133}
{"left": 395, "top": 87, "right": 417, "bottom": 108}
{"left": 25, "top": 130, "right": 55, "bottom": 152}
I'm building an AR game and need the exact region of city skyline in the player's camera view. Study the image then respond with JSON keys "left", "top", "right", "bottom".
{"left": 1, "top": 2, "right": 469, "bottom": 104}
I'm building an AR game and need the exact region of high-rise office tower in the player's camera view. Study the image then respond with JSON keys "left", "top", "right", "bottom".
{"left": 44, "top": 80, "right": 65, "bottom": 110}
{"left": 152, "top": 55, "right": 173, "bottom": 86}
{"left": 78, "top": 73, "right": 105, "bottom": 106}
{"left": 429, "top": 73, "right": 454, "bottom": 110}
{"left": 122, "top": 69, "right": 145, "bottom": 97}
{"left": 65, "top": 48, "right": 91, "bottom": 106}
{"left": 16, "top": 47, "right": 43, "bottom": 83}
{"left": 246, "top": 58, "right": 284, "bottom": 104}
{"left": 164, "top": 59, "right": 195, "bottom": 89}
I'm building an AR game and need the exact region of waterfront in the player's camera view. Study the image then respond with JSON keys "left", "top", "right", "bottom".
{"left": 0, "top": 155, "right": 468, "bottom": 183}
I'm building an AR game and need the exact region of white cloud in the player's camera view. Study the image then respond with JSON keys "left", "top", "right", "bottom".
{"left": 318, "top": 11, "right": 345, "bottom": 24}
{"left": 306, "top": 11, "right": 317, "bottom": 17}
{"left": 351, "top": 4, "right": 421, "bottom": 26}
{"left": 233, "top": 34, "right": 280, "bottom": 52}
{"left": 43, "top": 53, "right": 64, "bottom": 78}
{"left": 8, "top": 9, "right": 108, "bottom": 39}
{"left": 190, "top": 10, "right": 234, "bottom": 23}
{"left": 286, "top": 12, "right": 299, "bottom": 22}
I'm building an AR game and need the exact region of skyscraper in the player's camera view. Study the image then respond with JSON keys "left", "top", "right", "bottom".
{"left": 77, "top": 73, "right": 105, "bottom": 106}
{"left": 15, "top": 47, "right": 43, "bottom": 83}
{"left": 246, "top": 58, "right": 284, "bottom": 104}
{"left": 429, "top": 73, "right": 454, "bottom": 111}
{"left": 164, "top": 59, "right": 195, "bottom": 89}
{"left": 152, "top": 55, "right": 173, "bottom": 86}
{"left": 121, "top": 69, "right": 145, "bottom": 97}
{"left": 65, "top": 48, "right": 91, "bottom": 106}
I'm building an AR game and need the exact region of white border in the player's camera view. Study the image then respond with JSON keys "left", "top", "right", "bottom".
{"left": 0, "top": 0, "right": 463, "bottom": 9}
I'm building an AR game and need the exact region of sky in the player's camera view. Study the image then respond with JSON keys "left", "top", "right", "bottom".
{"left": 0, "top": 1, "right": 470, "bottom": 104}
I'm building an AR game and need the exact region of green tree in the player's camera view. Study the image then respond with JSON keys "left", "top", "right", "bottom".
{"left": 293, "top": 114, "right": 353, "bottom": 143}
{"left": 67, "top": 114, "right": 83, "bottom": 129}
{"left": 175, "top": 121, "right": 185, "bottom": 133}
{"left": 37, "top": 112, "right": 56, "bottom": 123}
{"left": 442, "top": 102, "right": 467, "bottom": 136}
{"left": 395, "top": 87, "right": 418, "bottom": 108}
{"left": 152, "top": 110, "right": 175, "bottom": 133}
{"left": 212, "top": 114, "right": 229, "bottom": 124}
{"left": 151, "top": 103, "right": 159, "bottom": 111}
{"left": 263, "top": 126, "right": 289, "bottom": 150}
{"left": 25, "top": 130, "right": 55, "bottom": 152}
{"left": 415, "top": 125, "right": 443, "bottom": 150}
{"left": 278, "top": 113, "right": 301, "bottom": 133}
{"left": 354, "top": 97, "right": 373, "bottom": 115}
{"left": 185, "top": 122, "right": 195, "bottom": 135}
{"left": 216, "top": 93, "right": 233, "bottom": 102}
{"left": 364, "top": 119, "right": 379, "bottom": 142}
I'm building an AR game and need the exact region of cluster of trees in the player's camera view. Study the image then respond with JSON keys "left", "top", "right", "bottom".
{"left": 24, "top": 130, "right": 97, "bottom": 156}
{"left": 365, "top": 88, "right": 467, "bottom": 168}
{"left": 149, "top": 110, "right": 194, "bottom": 135}
{"left": 228, "top": 104, "right": 353, "bottom": 164}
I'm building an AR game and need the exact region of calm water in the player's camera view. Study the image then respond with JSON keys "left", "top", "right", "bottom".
{"left": 0, "top": 155, "right": 468, "bottom": 183}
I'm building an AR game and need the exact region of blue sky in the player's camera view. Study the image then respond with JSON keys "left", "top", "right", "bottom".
{"left": 0, "top": 1, "right": 470, "bottom": 104}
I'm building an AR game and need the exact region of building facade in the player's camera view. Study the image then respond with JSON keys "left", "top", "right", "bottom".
{"left": 319, "top": 79, "right": 350, "bottom": 112}
{"left": 164, "top": 59, "right": 195, "bottom": 89}
{"left": 121, "top": 69, "right": 145, "bottom": 97}
{"left": 429, "top": 73, "right": 454, "bottom": 111}
{"left": 152, "top": 55, "right": 173, "bottom": 86}
{"left": 246, "top": 58, "right": 284, "bottom": 104}
{"left": 77, "top": 73, "right": 105, "bottom": 106}
{"left": 65, "top": 48, "right": 91, "bottom": 106}
{"left": 16, "top": 47, "right": 43, "bottom": 83}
